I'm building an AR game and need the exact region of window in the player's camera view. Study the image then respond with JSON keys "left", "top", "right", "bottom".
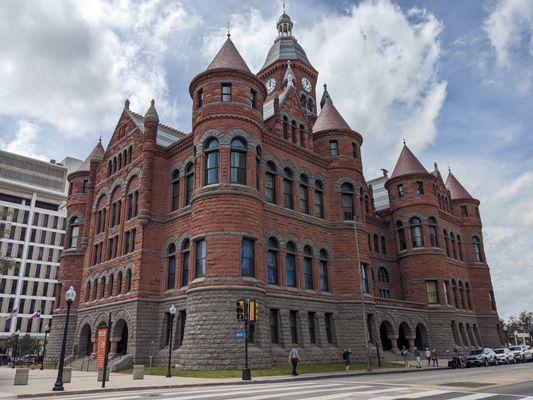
{"left": 250, "top": 89, "right": 257, "bottom": 109}
{"left": 265, "top": 162, "right": 277, "bottom": 204}
{"left": 489, "top": 290, "right": 496, "bottom": 311}
{"left": 319, "top": 249, "right": 329, "bottom": 292}
{"left": 329, "top": 140, "right": 339, "bottom": 156}
{"left": 299, "top": 124, "right": 305, "bottom": 146}
{"left": 461, "top": 205, "right": 468, "bottom": 218}
{"left": 117, "top": 271, "right": 123, "bottom": 294}
{"left": 185, "top": 163, "right": 194, "bottom": 206}
{"left": 465, "top": 282, "right": 472, "bottom": 309}
{"left": 377, "top": 267, "right": 389, "bottom": 283}
{"left": 308, "top": 312, "right": 317, "bottom": 344}
{"left": 195, "top": 239, "right": 206, "bottom": 278}
{"left": 340, "top": 183, "right": 355, "bottom": 220}
{"left": 241, "top": 238, "right": 255, "bottom": 277}
{"left": 286, "top": 241, "right": 297, "bottom": 287}
{"left": 396, "top": 221, "right": 407, "bottom": 251}
{"left": 457, "top": 235, "right": 463, "bottom": 261}
{"left": 92, "top": 279, "right": 98, "bottom": 300}
{"left": 428, "top": 217, "right": 439, "bottom": 247}
{"left": 475, "top": 206, "right": 480, "bottom": 218}
{"left": 267, "top": 237, "right": 279, "bottom": 285}
{"left": 458, "top": 281, "right": 465, "bottom": 308}
{"left": 181, "top": 239, "right": 190, "bottom": 286}
{"left": 68, "top": 217, "right": 79, "bottom": 248}
{"left": 443, "top": 281, "right": 450, "bottom": 304}
{"left": 360, "top": 263, "right": 369, "bottom": 294}
{"left": 303, "top": 246, "right": 313, "bottom": 290}
{"left": 397, "top": 184, "right": 404, "bottom": 198}
{"left": 291, "top": 120, "right": 297, "bottom": 143}
{"left": 221, "top": 83, "right": 232, "bottom": 102}
{"left": 352, "top": 143, "right": 357, "bottom": 158}
{"left": 409, "top": 217, "right": 424, "bottom": 247}
{"left": 82, "top": 180, "right": 89, "bottom": 193}
{"left": 426, "top": 281, "right": 439, "bottom": 304}
{"left": 85, "top": 281, "right": 91, "bottom": 302}
{"left": 314, "top": 180, "right": 324, "bottom": 218}
{"left": 204, "top": 138, "right": 220, "bottom": 185}
{"left": 125, "top": 269, "right": 132, "bottom": 292}
{"left": 452, "top": 279, "right": 459, "bottom": 308}
{"left": 416, "top": 181, "right": 424, "bottom": 194}
{"left": 289, "top": 310, "right": 298, "bottom": 343}
{"left": 100, "top": 276, "right": 106, "bottom": 299}
{"left": 167, "top": 244, "right": 176, "bottom": 290}
{"left": 171, "top": 170, "right": 180, "bottom": 211}
{"left": 283, "top": 116, "right": 288, "bottom": 139}
{"left": 299, "top": 175, "right": 309, "bottom": 214}
{"left": 230, "top": 138, "right": 247, "bottom": 184}
{"left": 325, "top": 313, "right": 334, "bottom": 344}
{"left": 178, "top": 310, "right": 187, "bottom": 346}
{"left": 197, "top": 88, "right": 203, "bottom": 108}
{"left": 108, "top": 274, "right": 114, "bottom": 297}
{"left": 127, "top": 190, "right": 139, "bottom": 219}
{"left": 381, "top": 236, "right": 387, "bottom": 255}
{"left": 124, "top": 228, "right": 136, "bottom": 254}
{"left": 450, "top": 232, "right": 457, "bottom": 259}
{"left": 269, "top": 309, "right": 280, "bottom": 344}
{"left": 472, "top": 236, "right": 483, "bottom": 262}
{"left": 379, "top": 289, "right": 391, "bottom": 298}
{"left": 283, "top": 168, "right": 294, "bottom": 209}
{"left": 443, "top": 230, "right": 450, "bottom": 256}
{"left": 111, "top": 200, "right": 121, "bottom": 227}
{"left": 373, "top": 234, "right": 379, "bottom": 253}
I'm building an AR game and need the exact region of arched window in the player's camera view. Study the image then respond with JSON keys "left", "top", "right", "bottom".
{"left": 299, "top": 175, "right": 309, "bottom": 214}
{"left": 307, "top": 98, "right": 314, "bottom": 112}
{"left": 428, "top": 217, "right": 439, "bottom": 247}
{"left": 108, "top": 273, "right": 114, "bottom": 297}
{"left": 171, "top": 170, "right": 180, "bottom": 211}
{"left": 299, "top": 124, "right": 305, "bottom": 147}
{"left": 107, "top": 160, "right": 112, "bottom": 177}
{"left": 283, "top": 116, "right": 288, "bottom": 139}
{"left": 340, "top": 183, "right": 355, "bottom": 220}
{"left": 465, "top": 282, "right": 473, "bottom": 309}
{"left": 378, "top": 267, "right": 389, "bottom": 283}
{"left": 291, "top": 120, "right": 297, "bottom": 143}
{"left": 93, "top": 279, "right": 98, "bottom": 300}
{"left": 314, "top": 180, "right": 324, "bottom": 218}
{"left": 255, "top": 146, "right": 261, "bottom": 191}
{"left": 265, "top": 161, "right": 277, "bottom": 204}
{"left": 204, "top": 138, "right": 219, "bottom": 185}
{"left": 452, "top": 279, "right": 459, "bottom": 308}
{"left": 185, "top": 163, "right": 194, "bottom": 206}
{"left": 117, "top": 271, "right": 123, "bottom": 294}
{"left": 443, "top": 229, "right": 450, "bottom": 256}
{"left": 457, "top": 235, "right": 464, "bottom": 261}
{"left": 381, "top": 236, "right": 387, "bottom": 255}
{"left": 286, "top": 241, "right": 297, "bottom": 287}
{"left": 458, "top": 281, "right": 465, "bottom": 309}
{"left": 300, "top": 94, "right": 306, "bottom": 108}
{"left": 167, "top": 243, "right": 176, "bottom": 290}
{"left": 283, "top": 168, "right": 294, "bottom": 209}
{"left": 118, "top": 153, "right": 122, "bottom": 170}
{"left": 230, "top": 138, "right": 247, "bottom": 184}
{"left": 85, "top": 280, "right": 91, "bottom": 302}
{"left": 181, "top": 239, "right": 190, "bottom": 286}
{"left": 68, "top": 216, "right": 80, "bottom": 248}
{"left": 373, "top": 234, "right": 379, "bottom": 253}
{"left": 128, "top": 145, "right": 132, "bottom": 164}
{"left": 125, "top": 269, "right": 132, "bottom": 292}
{"left": 303, "top": 246, "right": 313, "bottom": 290}
{"left": 267, "top": 237, "right": 279, "bottom": 285}
{"left": 409, "top": 217, "right": 424, "bottom": 247}
{"left": 450, "top": 232, "right": 457, "bottom": 258}
{"left": 396, "top": 221, "right": 407, "bottom": 251}
{"left": 472, "top": 236, "right": 483, "bottom": 262}
{"left": 319, "top": 249, "right": 329, "bottom": 292}
{"left": 100, "top": 276, "right": 106, "bottom": 299}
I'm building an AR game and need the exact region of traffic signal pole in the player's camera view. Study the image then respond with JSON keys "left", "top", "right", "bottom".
{"left": 242, "top": 299, "right": 251, "bottom": 380}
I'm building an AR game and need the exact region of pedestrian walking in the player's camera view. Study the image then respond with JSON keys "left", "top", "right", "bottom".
{"left": 342, "top": 348, "right": 352, "bottom": 371}
{"left": 414, "top": 347, "right": 422, "bottom": 369}
{"left": 425, "top": 348, "right": 431, "bottom": 366}
{"left": 431, "top": 348, "right": 438, "bottom": 367}
{"left": 401, "top": 346, "right": 409, "bottom": 368}
{"left": 288, "top": 346, "right": 301, "bottom": 376}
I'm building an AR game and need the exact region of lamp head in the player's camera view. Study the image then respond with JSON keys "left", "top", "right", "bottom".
{"left": 44, "top": 325, "right": 50, "bottom": 333}
{"left": 169, "top": 304, "right": 176, "bottom": 315}
{"left": 65, "top": 286, "right": 77, "bottom": 302}
{"left": 15, "top": 330, "right": 21, "bottom": 336}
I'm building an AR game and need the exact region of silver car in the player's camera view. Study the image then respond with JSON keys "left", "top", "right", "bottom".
{"left": 494, "top": 348, "right": 516, "bottom": 364}
{"left": 508, "top": 345, "right": 533, "bottom": 362}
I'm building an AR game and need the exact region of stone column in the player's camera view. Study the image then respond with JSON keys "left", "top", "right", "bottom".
{"left": 109, "top": 338, "right": 119, "bottom": 358}
{"left": 389, "top": 335, "right": 399, "bottom": 353}
{"left": 407, "top": 336, "right": 416, "bottom": 350}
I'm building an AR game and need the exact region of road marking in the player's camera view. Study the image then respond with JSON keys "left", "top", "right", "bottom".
{"left": 449, "top": 394, "right": 497, "bottom": 400}
{"left": 367, "top": 389, "right": 450, "bottom": 400}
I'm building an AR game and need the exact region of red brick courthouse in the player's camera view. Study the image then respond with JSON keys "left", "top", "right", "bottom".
{"left": 48, "top": 12, "right": 502, "bottom": 369}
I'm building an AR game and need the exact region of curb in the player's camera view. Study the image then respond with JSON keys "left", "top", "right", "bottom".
{"left": 16, "top": 366, "right": 448, "bottom": 399}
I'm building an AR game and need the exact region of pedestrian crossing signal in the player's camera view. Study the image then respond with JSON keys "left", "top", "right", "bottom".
{"left": 248, "top": 300, "right": 258, "bottom": 322}
{"left": 236, "top": 300, "right": 245, "bottom": 322}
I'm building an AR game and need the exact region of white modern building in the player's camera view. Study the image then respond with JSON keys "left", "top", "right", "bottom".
{"left": 0, "top": 150, "right": 82, "bottom": 342}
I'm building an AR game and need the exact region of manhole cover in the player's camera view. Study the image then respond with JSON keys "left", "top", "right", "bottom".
{"left": 440, "top": 382, "right": 492, "bottom": 388}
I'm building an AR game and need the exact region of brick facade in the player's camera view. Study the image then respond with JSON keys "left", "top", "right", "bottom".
{"left": 47, "top": 12, "right": 502, "bottom": 370}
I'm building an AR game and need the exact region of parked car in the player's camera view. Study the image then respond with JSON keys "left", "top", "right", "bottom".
{"left": 494, "top": 348, "right": 516, "bottom": 364}
{"left": 465, "top": 348, "right": 497, "bottom": 367}
{"left": 508, "top": 345, "right": 533, "bottom": 362}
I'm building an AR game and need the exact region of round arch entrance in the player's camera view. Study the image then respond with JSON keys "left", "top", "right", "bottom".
{"left": 79, "top": 324, "right": 93, "bottom": 356}
{"left": 379, "top": 321, "right": 394, "bottom": 351}
{"left": 397, "top": 322, "right": 411, "bottom": 350}
{"left": 414, "top": 323, "right": 429, "bottom": 349}
{"left": 114, "top": 319, "right": 129, "bottom": 355}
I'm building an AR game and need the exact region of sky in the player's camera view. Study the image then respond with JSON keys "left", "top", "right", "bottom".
{"left": 0, "top": 0, "right": 531, "bottom": 320}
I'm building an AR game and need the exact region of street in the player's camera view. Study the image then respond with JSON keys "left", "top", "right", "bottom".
{"left": 27, "top": 362, "right": 533, "bottom": 400}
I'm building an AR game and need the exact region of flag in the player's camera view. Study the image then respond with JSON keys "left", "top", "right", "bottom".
{"left": 6, "top": 308, "right": 17, "bottom": 320}
{"left": 28, "top": 311, "right": 41, "bottom": 320}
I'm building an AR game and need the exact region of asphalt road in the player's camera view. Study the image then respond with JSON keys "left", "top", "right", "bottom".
{"left": 29, "top": 362, "right": 533, "bottom": 400}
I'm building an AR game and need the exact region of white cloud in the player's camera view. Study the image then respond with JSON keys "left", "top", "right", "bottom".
{"left": 0, "top": 120, "right": 48, "bottom": 161}
{"left": 483, "top": 0, "right": 533, "bottom": 67}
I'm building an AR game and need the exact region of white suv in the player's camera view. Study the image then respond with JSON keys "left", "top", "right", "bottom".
{"left": 508, "top": 345, "right": 533, "bottom": 362}
{"left": 494, "top": 348, "right": 516, "bottom": 364}
{"left": 466, "top": 348, "right": 497, "bottom": 367}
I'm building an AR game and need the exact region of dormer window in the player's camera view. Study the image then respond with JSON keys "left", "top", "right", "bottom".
{"left": 461, "top": 205, "right": 468, "bottom": 218}
{"left": 416, "top": 181, "right": 424, "bottom": 194}
{"left": 397, "top": 184, "right": 404, "bottom": 198}
{"left": 197, "top": 88, "right": 203, "bottom": 108}
{"left": 221, "top": 83, "right": 232, "bottom": 102}
{"left": 250, "top": 89, "right": 257, "bottom": 109}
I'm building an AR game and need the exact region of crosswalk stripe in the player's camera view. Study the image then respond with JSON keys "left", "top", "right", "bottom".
{"left": 448, "top": 394, "right": 497, "bottom": 400}
{"left": 368, "top": 390, "right": 452, "bottom": 400}
{"left": 309, "top": 387, "right": 413, "bottom": 400}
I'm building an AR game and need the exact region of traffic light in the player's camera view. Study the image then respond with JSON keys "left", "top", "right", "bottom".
{"left": 249, "top": 300, "right": 258, "bottom": 322}
{"left": 236, "top": 300, "right": 245, "bottom": 322}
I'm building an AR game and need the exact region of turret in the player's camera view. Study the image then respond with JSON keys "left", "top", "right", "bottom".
{"left": 138, "top": 100, "right": 158, "bottom": 225}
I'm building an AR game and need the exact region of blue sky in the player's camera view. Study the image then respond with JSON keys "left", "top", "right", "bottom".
{"left": 0, "top": 0, "right": 531, "bottom": 320}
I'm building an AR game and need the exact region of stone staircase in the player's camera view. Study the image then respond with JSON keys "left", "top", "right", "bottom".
{"left": 68, "top": 352, "right": 132, "bottom": 372}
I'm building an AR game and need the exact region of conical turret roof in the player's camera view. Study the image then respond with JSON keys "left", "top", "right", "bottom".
{"left": 144, "top": 99, "right": 159, "bottom": 125}
{"left": 79, "top": 141, "right": 105, "bottom": 171}
{"left": 312, "top": 86, "right": 351, "bottom": 133}
{"left": 206, "top": 36, "right": 251, "bottom": 73}
{"left": 445, "top": 171, "right": 473, "bottom": 200}
{"left": 391, "top": 145, "right": 428, "bottom": 178}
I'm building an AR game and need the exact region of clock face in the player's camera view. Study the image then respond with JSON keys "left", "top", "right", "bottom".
{"left": 266, "top": 78, "right": 276, "bottom": 94}
{"left": 302, "top": 77, "right": 312, "bottom": 92}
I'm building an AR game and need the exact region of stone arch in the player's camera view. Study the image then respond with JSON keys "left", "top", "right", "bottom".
{"left": 162, "top": 236, "right": 178, "bottom": 257}
{"left": 196, "top": 128, "right": 224, "bottom": 148}
{"left": 112, "top": 318, "right": 130, "bottom": 355}
{"left": 264, "top": 230, "right": 282, "bottom": 242}
{"left": 262, "top": 154, "right": 280, "bottom": 168}
{"left": 379, "top": 320, "right": 395, "bottom": 351}
{"left": 176, "top": 231, "right": 190, "bottom": 249}
{"left": 66, "top": 211, "right": 85, "bottom": 226}
{"left": 78, "top": 323, "right": 93, "bottom": 355}
{"left": 397, "top": 321, "right": 412, "bottom": 350}
{"left": 314, "top": 243, "right": 332, "bottom": 257}
{"left": 92, "top": 188, "right": 110, "bottom": 211}
{"left": 407, "top": 212, "right": 427, "bottom": 222}
{"left": 279, "top": 159, "right": 297, "bottom": 172}
{"left": 415, "top": 322, "right": 430, "bottom": 349}
{"left": 313, "top": 174, "right": 326, "bottom": 187}
{"left": 297, "top": 167, "right": 312, "bottom": 181}
{"left": 125, "top": 168, "right": 142, "bottom": 193}
{"left": 334, "top": 177, "right": 360, "bottom": 192}
{"left": 109, "top": 179, "right": 126, "bottom": 198}
{"left": 179, "top": 155, "right": 196, "bottom": 175}
{"left": 226, "top": 128, "right": 260, "bottom": 150}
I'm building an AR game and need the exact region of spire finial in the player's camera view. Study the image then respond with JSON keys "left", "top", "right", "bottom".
{"left": 124, "top": 99, "right": 130, "bottom": 110}
{"left": 283, "top": 1, "right": 286, "bottom": 13}
{"left": 99, "top": 133, "right": 102, "bottom": 143}
{"left": 320, "top": 83, "right": 331, "bottom": 108}
{"left": 227, "top": 21, "right": 230, "bottom": 38}
{"left": 402, "top": 134, "right": 406, "bottom": 146}
{"left": 448, "top": 162, "right": 451, "bottom": 174}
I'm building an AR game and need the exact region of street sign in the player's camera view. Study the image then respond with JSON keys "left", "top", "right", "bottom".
{"left": 236, "top": 330, "right": 247, "bottom": 338}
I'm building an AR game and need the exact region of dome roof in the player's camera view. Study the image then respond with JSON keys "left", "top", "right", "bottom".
{"left": 391, "top": 145, "right": 428, "bottom": 178}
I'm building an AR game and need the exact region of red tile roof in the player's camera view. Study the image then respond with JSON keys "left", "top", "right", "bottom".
{"left": 391, "top": 145, "right": 428, "bottom": 178}
{"left": 312, "top": 100, "right": 351, "bottom": 133}
{"left": 445, "top": 172, "right": 473, "bottom": 199}
{"left": 207, "top": 37, "right": 251, "bottom": 73}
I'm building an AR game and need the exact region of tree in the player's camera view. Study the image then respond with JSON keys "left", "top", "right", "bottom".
{"left": 505, "top": 311, "right": 533, "bottom": 335}
{"left": 1, "top": 333, "right": 41, "bottom": 357}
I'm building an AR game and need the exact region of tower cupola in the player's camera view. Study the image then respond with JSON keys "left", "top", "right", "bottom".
{"left": 277, "top": 11, "right": 293, "bottom": 36}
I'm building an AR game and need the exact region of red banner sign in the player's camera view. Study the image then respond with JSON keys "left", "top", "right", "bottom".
{"left": 96, "top": 327, "right": 108, "bottom": 370}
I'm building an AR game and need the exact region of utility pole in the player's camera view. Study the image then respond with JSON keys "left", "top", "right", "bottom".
{"left": 101, "top": 312, "right": 112, "bottom": 388}
{"left": 242, "top": 299, "right": 251, "bottom": 380}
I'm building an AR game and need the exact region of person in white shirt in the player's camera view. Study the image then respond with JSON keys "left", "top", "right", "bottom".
{"left": 288, "top": 347, "right": 301, "bottom": 376}
{"left": 425, "top": 348, "right": 431, "bottom": 366}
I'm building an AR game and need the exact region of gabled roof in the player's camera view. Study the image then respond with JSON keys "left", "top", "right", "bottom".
{"left": 445, "top": 172, "right": 473, "bottom": 200}
{"left": 127, "top": 110, "right": 187, "bottom": 148}
{"left": 79, "top": 142, "right": 105, "bottom": 171}
{"left": 206, "top": 36, "right": 251, "bottom": 73}
{"left": 390, "top": 145, "right": 428, "bottom": 178}
{"left": 312, "top": 89, "right": 351, "bottom": 133}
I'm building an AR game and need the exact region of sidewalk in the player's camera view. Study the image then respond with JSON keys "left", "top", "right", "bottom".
{"left": 0, "top": 363, "right": 448, "bottom": 399}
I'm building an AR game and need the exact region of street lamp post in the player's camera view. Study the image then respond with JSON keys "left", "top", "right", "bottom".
{"left": 52, "top": 286, "right": 76, "bottom": 392}
{"left": 12, "top": 330, "right": 21, "bottom": 369}
{"left": 41, "top": 325, "right": 50, "bottom": 370}
{"left": 166, "top": 305, "right": 176, "bottom": 378}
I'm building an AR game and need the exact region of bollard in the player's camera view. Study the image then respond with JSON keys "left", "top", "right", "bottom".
{"left": 132, "top": 364, "right": 144, "bottom": 380}
{"left": 14, "top": 368, "right": 29, "bottom": 385}
{"left": 63, "top": 367, "right": 72, "bottom": 384}
{"left": 97, "top": 368, "right": 110, "bottom": 382}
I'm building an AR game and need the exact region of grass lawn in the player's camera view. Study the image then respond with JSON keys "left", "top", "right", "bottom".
{"left": 120, "top": 361, "right": 399, "bottom": 379}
